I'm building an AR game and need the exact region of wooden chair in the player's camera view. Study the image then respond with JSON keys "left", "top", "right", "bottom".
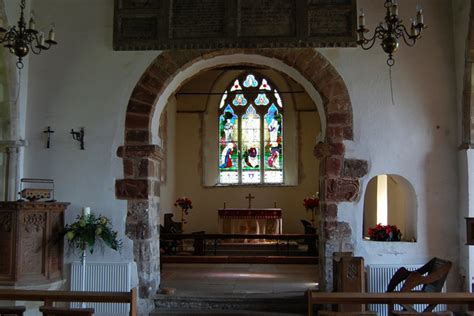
{"left": 318, "top": 312, "right": 378, "bottom": 316}
{"left": 392, "top": 312, "right": 453, "bottom": 316}
{"left": 386, "top": 257, "right": 452, "bottom": 312}
{"left": 0, "top": 306, "right": 26, "bottom": 316}
{"left": 39, "top": 306, "right": 94, "bottom": 316}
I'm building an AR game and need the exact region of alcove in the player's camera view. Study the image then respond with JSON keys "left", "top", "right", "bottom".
{"left": 363, "top": 174, "right": 417, "bottom": 242}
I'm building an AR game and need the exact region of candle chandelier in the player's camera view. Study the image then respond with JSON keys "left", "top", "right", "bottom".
{"left": 0, "top": 0, "right": 57, "bottom": 69}
{"left": 357, "top": 0, "right": 426, "bottom": 67}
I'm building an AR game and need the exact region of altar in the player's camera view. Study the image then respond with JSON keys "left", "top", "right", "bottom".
{"left": 218, "top": 208, "right": 283, "bottom": 235}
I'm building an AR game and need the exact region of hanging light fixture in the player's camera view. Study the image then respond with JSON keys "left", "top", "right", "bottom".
{"left": 357, "top": 1, "right": 426, "bottom": 67}
{"left": 0, "top": 0, "right": 57, "bottom": 69}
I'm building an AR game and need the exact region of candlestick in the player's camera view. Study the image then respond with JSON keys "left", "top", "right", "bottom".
{"left": 358, "top": 9, "right": 365, "bottom": 28}
{"left": 416, "top": 5, "right": 423, "bottom": 25}
{"left": 390, "top": 3, "right": 398, "bottom": 16}
{"left": 48, "top": 24, "right": 55, "bottom": 42}
{"left": 29, "top": 17, "right": 35, "bottom": 30}
{"left": 39, "top": 32, "right": 45, "bottom": 47}
{"left": 82, "top": 207, "right": 91, "bottom": 216}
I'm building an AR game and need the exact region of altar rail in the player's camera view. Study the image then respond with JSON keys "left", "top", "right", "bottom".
{"left": 0, "top": 288, "right": 137, "bottom": 316}
{"left": 306, "top": 291, "right": 474, "bottom": 316}
{"left": 160, "top": 233, "right": 318, "bottom": 257}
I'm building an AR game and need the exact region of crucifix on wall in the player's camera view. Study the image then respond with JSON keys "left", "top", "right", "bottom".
{"left": 245, "top": 193, "right": 255, "bottom": 208}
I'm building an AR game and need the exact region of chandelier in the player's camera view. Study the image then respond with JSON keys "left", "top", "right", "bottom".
{"left": 0, "top": 0, "right": 57, "bottom": 69}
{"left": 357, "top": 1, "right": 426, "bottom": 67}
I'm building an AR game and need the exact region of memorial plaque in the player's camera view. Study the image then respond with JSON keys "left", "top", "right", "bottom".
{"left": 239, "top": 0, "right": 295, "bottom": 37}
{"left": 171, "top": 0, "right": 226, "bottom": 38}
{"left": 114, "top": 0, "right": 357, "bottom": 50}
{"left": 118, "top": 0, "right": 159, "bottom": 9}
{"left": 121, "top": 17, "right": 157, "bottom": 39}
{"left": 309, "top": 4, "right": 353, "bottom": 37}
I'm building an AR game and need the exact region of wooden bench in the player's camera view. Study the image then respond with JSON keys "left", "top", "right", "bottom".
{"left": 307, "top": 291, "right": 474, "bottom": 316}
{"left": 39, "top": 306, "right": 95, "bottom": 316}
{"left": 0, "top": 306, "right": 26, "bottom": 316}
{"left": 0, "top": 288, "right": 137, "bottom": 316}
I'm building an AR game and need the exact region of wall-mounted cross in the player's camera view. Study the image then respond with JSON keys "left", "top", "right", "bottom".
{"left": 246, "top": 193, "right": 255, "bottom": 208}
{"left": 43, "top": 126, "right": 55, "bottom": 149}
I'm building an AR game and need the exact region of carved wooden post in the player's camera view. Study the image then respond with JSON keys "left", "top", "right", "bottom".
{"left": 116, "top": 145, "right": 163, "bottom": 299}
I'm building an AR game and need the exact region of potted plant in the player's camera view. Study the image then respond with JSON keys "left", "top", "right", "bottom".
{"left": 368, "top": 223, "right": 402, "bottom": 241}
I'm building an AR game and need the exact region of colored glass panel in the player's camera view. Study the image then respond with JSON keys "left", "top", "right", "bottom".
{"left": 259, "top": 79, "right": 271, "bottom": 91}
{"left": 254, "top": 93, "right": 269, "bottom": 106}
{"left": 230, "top": 80, "right": 242, "bottom": 91}
{"left": 274, "top": 89, "right": 283, "bottom": 108}
{"left": 219, "top": 105, "right": 239, "bottom": 178}
{"left": 243, "top": 74, "right": 258, "bottom": 88}
{"left": 219, "top": 90, "right": 228, "bottom": 109}
{"left": 264, "top": 104, "right": 283, "bottom": 183}
{"left": 233, "top": 94, "right": 247, "bottom": 106}
{"left": 220, "top": 171, "right": 239, "bottom": 184}
{"left": 241, "top": 105, "right": 261, "bottom": 183}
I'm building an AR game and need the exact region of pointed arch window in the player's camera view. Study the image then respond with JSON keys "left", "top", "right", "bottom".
{"left": 218, "top": 73, "right": 284, "bottom": 184}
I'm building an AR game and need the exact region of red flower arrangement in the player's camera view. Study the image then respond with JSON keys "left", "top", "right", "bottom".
{"left": 175, "top": 197, "right": 193, "bottom": 215}
{"left": 303, "top": 195, "right": 320, "bottom": 210}
{"left": 368, "top": 224, "right": 402, "bottom": 241}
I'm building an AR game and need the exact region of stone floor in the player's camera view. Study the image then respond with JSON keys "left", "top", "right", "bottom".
{"left": 159, "top": 263, "right": 320, "bottom": 297}
{"left": 153, "top": 263, "right": 319, "bottom": 315}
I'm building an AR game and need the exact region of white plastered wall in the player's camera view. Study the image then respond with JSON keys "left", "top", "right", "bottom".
{"left": 18, "top": 0, "right": 463, "bottom": 290}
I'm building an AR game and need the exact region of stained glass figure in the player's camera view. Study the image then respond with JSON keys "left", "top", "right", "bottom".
{"left": 241, "top": 105, "right": 261, "bottom": 183}
{"left": 219, "top": 105, "right": 239, "bottom": 184}
{"left": 255, "top": 93, "right": 269, "bottom": 106}
{"left": 243, "top": 74, "right": 258, "bottom": 88}
{"left": 274, "top": 89, "right": 283, "bottom": 108}
{"left": 264, "top": 104, "right": 283, "bottom": 183}
{"left": 259, "top": 79, "right": 271, "bottom": 91}
{"left": 219, "top": 90, "right": 228, "bottom": 109}
{"left": 233, "top": 94, "right": 247, "bottom": 106}
{"left": 230, "top": 80, "right": 242, "bottom": 91}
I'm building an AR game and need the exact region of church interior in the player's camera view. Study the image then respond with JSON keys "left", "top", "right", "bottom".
{"left": 0, "top": 0, "right": 474, "bottom": 315}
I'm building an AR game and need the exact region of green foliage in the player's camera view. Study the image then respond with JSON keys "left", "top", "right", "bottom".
{"left": 63, "top": 213, "right": 122, "bottom": 255}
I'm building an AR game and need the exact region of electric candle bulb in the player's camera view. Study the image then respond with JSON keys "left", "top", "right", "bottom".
{"left": 358, "top": 8, "right": 365, "bottom": 28}
{"left": 39, "top": 32, "right": 45, "bottom": 46}
{"left": 83, "top": 207, "right": 91, "bottom": 216}
{"left": 390, "top": 2, "right": 398, "bottom": 16}
{"left": 48, "top": 24, "right": 55, "bottom": 42}
{"left": 410, "top": 19, "right": 417, "bottom": 37}
{"left": 416, "top": 4, "right": 424, "bottom": 25}
{"left": 29, "top": 12, "right": 35, "bottom": 30}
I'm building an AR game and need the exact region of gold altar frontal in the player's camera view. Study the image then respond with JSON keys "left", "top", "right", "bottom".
{"left": 218, "top": 208, "right": 283, "bottom": 238}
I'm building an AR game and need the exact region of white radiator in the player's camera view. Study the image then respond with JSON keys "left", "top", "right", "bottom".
{"left": 366, "top": 264, "right": 447, "bottom": 316}
{"left": 71, "top": 262, "right": 132, "bottom": 316}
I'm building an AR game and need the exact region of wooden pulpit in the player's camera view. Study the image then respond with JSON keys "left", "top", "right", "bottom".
{"left": 0, "top": 202, "right": 69, "bottom": 285}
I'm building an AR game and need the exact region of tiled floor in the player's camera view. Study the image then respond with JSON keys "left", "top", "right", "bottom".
{"left": 160, "top": 263, "right": 320, "bottom": 297}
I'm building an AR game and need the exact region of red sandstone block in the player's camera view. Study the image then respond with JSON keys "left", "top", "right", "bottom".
{"left": 325, "top": 156, "right": 342, "bottom": 177}
{"left": 124, "top": 159, "right": 135, "bottom": 177}
{"left": 125, "top": 130, "right": 150, "bottom": 144}
{"left": 115, "top": 179, "right": 149, "bottom": 200}
{"left": 328, "top": 113, "right": 352, "bottom": 126}
{"left": 130, "top": 86, "right": 156, "bottom": 105}
{"left": 125, "top": 113, "right": 150, "bottom": 129}
{"left": 127, "top": 100, "right": 153, "bottom": 115}
{"left": 325, "top": 178, "right": 359, "bottom": 202}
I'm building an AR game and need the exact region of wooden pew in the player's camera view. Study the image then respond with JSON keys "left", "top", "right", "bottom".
{"left": 307, "top": 291, "right": 474, "bottom": 316}
{"left": 0, "top": 306, "right": 26, "bottom": 316}
{"left": 0, "top": 288, "right": 137, "bottom": 316}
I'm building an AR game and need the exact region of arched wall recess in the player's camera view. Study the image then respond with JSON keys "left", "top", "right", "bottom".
{"left": 363, "top": 174, "right": 417, "bottom": 242}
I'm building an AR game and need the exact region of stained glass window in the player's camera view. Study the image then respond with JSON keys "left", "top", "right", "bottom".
{"left": 218, "top": 73, "right": 284, "bottom": 184}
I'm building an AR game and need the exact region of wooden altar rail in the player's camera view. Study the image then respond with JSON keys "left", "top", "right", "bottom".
{"left": 0, "top": 288, "right": 137, "bottom": 316}
{"left": 306, "top": 291, "right": 474, "bottom": 316}
{"left": 160, "top": 233, "right": 318, "bottom": 256}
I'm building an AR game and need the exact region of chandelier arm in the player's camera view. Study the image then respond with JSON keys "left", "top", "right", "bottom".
{"left": 358, "top": 31, "right": 378, "bottom": 50}
{"left": 30, "top": 43, "right": 41, "bottom": 55}
{"left": 398, "top": 24, "right": 417, "bottom": 47}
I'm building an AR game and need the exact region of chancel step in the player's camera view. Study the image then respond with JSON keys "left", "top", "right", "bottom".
{"left": 204, "top": 241, "right": 306, "bottom": 256}
{"left": 152, "top": 295, "right": 307, "bottom": 315}
{"left": 161, "top": 256, "right": 318, "bottom": 264}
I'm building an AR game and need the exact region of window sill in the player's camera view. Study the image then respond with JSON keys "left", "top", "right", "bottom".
{"left": 205, "top": 183, "right": 298, "bottom": 188}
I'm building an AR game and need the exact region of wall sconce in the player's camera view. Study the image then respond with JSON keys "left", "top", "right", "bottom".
{"left": 70, "top": 128, "right": 85, "bottom": 150}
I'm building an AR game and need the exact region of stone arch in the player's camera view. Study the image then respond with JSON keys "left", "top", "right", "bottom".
{"left": 115, "top": 49, "right": 367, "bottom": 297}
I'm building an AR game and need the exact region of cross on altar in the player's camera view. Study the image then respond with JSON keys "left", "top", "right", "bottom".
{"left": 246, "top": 193, "right": 255, "bottom": 208}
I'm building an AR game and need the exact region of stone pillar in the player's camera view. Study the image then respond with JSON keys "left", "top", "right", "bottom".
{"left": 315, "top": 141, "right": 368, "bottom": 291}
{"left": 116, "top": 145, "right": 163, "bottom": 300}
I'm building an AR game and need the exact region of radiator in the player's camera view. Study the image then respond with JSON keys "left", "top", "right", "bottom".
{"left": 366, "top": 264, "right": 447, "bottom": 316}
{"left": 71, "top": 262, "right": 132, "bottom": 316}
